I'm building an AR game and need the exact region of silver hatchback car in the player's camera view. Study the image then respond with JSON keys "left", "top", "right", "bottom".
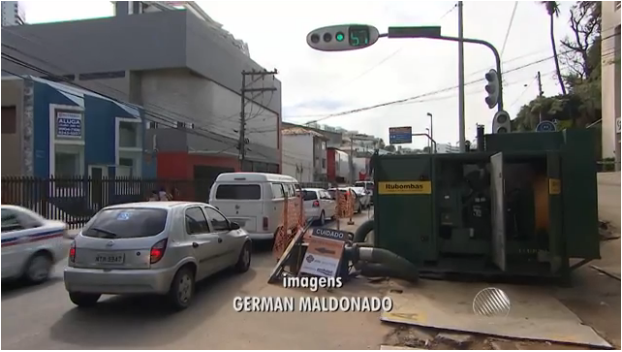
{"left": 64, "top": 201, "right": 252, "bottom": 310}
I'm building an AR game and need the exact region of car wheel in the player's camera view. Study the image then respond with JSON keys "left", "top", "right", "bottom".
{"left": 69, "top": 292, "right": 101, "bottom": 308}
{"left": 168, "top": 266, "right": 195, "bottom": 310}
{"left": 235, "top": 241, "right": 252, "bottom": 273}
{"left": 24, "top": 252, "right": 53, "bottom": 284}
{"left": 319, "top": 211, "right": 326, "bottom": 226}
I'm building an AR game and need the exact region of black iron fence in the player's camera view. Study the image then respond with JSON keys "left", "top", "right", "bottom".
{"left": 1, "top": 176, "right": 214, "bottom": 229}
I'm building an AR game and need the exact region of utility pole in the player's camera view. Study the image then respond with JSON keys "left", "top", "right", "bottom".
{"left": 350, "top": 137, "right": 355, "bottom": 184}
{"left": 536, "top": 71, "right": 544, "bottom": 123}
{"left": 457, "top": 1, "right": 466, "bottom": 152}
{"left": 239, "top": 69, "right": 278, "bottom": 170}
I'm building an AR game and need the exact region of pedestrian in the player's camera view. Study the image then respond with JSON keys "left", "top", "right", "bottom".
{"left": 148, "top": 190, "right": 158, "bottom": 202}
{"left": 158, "top": 186, "right": 171, "bottom": 201}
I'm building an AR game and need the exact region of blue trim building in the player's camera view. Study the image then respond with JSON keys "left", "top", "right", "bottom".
{"left": 27, "top": 77, "right": 156, "bottom": 179}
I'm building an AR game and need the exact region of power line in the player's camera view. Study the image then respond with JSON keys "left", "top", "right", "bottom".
{"left": 284, "top": 37, "right": 620, "bottom": 123}
{"left": 500, "top": 1, "right": 519, "bottom": 59}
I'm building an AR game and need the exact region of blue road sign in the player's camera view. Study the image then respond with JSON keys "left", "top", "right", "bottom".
{"left": 535, "top": 121, "right": 556, "bottom": 132}
{"left": 389, "top": 126, "right": 412, "bottom": 144}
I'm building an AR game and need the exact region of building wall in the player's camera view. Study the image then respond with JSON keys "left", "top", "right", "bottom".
{"left": 1, "top": 1, "right": 25, "bottom": 26}
{"left": 1, "top": 9, "right": 282, "bottom": 165}
{"left": 1, "top": 78, "right": 24, "bottom": 176}
{"left": 282, "top": 134, "right": 314, "bottom": 182}
{"left": 157, "top": 152, "right": 241, "bottom": 179}
{"left": 601, "top": 1, "right": 621, "bottom": 167}
{"left": 141, "top": 68, "right": 278, "bottom": 151}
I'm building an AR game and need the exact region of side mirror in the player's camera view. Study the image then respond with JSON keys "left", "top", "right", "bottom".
{"left": 229, "top": 222, "right": 241, "bottom": 230}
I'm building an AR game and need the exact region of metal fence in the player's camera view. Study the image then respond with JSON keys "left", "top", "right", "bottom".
{"left": 1, "top": 176, "right": 213, "bottom": 229}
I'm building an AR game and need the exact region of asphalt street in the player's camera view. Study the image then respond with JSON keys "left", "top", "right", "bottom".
{"left": 1, "top": 211, "right": 386, "bottom": 350}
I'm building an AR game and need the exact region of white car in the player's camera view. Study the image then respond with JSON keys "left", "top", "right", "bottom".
{"left": 301, "top": 188, "right": 336, "bottom": 225}
{"left": 1, "top": 205, "right": 70, "bottom": 284}
{"left": 64, "top": 201, "right": 252, "bottom": 310}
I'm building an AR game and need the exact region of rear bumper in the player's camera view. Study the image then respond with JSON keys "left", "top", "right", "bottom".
{"left": 305, "top": 208, "right": 322, "bottom": 219}
{"left": 64, "top": 265, "right": 178, "bottom": 295}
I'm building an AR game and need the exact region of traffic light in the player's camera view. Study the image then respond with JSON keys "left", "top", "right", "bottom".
{"left": 484, "top": 69, "right": 500, "bottom": 109}
{"left": 492, "top": 110, "right": 511, "bottom": 134}
{"left": 307, "top": 25, "right": 380, "bottom": 52}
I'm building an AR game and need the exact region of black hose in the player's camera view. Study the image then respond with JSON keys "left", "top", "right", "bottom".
{"left": 359, "top": 262, "right": 418, "bottom": 283}
{"left": 353, "top": 219, "right": 374, "bottom": 243}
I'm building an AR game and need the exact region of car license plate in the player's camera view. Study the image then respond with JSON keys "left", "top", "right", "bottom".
{"left": 95, "top": 252, "right": 125, "bottom": 264}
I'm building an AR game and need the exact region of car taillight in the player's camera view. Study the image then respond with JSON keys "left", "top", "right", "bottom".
{"left": 69, "top": 241, "right": 76, "bottom": 263}
{"left": 312, "top": 200, "right": 320, "bottom": 208}
{"left": 150, "top": 239, "right": 168, "bottom": 264}
{"left": 263, "top": 217, "right": 269, "bottom": 231}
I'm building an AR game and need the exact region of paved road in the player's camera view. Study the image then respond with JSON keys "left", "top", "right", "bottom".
{"left": 2, "top": 212, "right": 387, "bottom": 350}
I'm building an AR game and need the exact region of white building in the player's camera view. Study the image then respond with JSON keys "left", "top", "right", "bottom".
{"left": 281, "top": 127, "right": 328, "bottom": 183}
{"left": 1, "top": 1, "right": 25, "bottom": 27}
{"left": 601, "top": 1, "right": 621, "bottom": 169}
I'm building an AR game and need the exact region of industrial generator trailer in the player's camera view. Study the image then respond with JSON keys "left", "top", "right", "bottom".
{"left": 369, "top": 128, "right": 600, "bottom": 281}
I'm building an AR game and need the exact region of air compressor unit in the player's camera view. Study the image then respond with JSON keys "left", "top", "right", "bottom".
{"left": 371, "top": 128, "right": 600, "bottom": 281}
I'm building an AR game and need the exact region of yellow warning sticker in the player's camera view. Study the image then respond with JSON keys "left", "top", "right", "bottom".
{"left": 378, "top": 181, "right": 432, "bottom": 195}
{"left": 548, "top": 178, "right": 561, "bottom": 195}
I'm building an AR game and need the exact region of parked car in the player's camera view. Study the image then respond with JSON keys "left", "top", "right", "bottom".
{"left": 350, "top": 186, "right": 371, "bottom": 209}
{"left": 301, "top": 188, "right": 337, "bottom": 225}
{"left": 354, "top": 181, "right": 375, "bottom": 204}
{"left": 1, "top": 205, "right": 71, "bottom": 284}
{"left": 328, "top": 188, "right": 363, "bottom": 214}
{"left": 208, "top": 172, "right": 301, "bottom": 240}
{"left": 63, "top": 201, "right": 252, "bottom": 310}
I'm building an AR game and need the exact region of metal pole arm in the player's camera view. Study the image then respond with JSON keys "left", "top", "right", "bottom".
{"left": 412, "top": 133, "right": 437, "bottom": 153}
{"left": 384, "top": 31, "right": 504, "bottom": 111}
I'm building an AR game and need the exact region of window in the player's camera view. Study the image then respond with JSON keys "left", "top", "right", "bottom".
{"left": 322, "top": 158, "right": 326, "bottom": 168}
{"left": 302, "top": 190, "right": 318, "bottom": 201}
{"left": 284, "top": 183, "right": 296, "bottom": 198}
{"left": 320, "top": 191, "right": 334, "bottom": 200}
{"left": 82, "top": 208, "right": 168, "bottom": 238}
{"left": 119, "top": 121, "right": 139, "bottom": 148}
{"left": 271, "top": 183, "right": 284, "bottom": 199}
{"left": 185, "top": 207, "right": 209, "bottom": 235}
{"left": 215, "top": 184, "right": 262, "bottom": 200}
{"left": 55, "top": 152, "right": 81, "bottom": 177}
{"left": 1, "top": 106, "right": 16, "bottom": 134}
{"left": 203, "top": 207, "right": 229, "bottom": 231}
{"left": 1, "top": 209, "right": 22, "bottom": 232}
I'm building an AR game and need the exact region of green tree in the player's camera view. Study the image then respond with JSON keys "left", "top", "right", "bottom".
{"left": 542, "top": 1, "right": 568, "bottom": 95}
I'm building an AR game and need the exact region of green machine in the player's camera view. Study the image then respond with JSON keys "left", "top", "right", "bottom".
{"left": 371, "top": 128, "right": 600, "bottom": 281}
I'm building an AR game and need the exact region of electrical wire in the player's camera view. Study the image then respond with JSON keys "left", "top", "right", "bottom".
{"left": 500, "top": 1, "right": 519, "bottom": 59}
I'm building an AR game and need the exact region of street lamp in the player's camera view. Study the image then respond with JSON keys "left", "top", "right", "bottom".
{"left": 427, "top": 112, "right": 433, "bottom": 153}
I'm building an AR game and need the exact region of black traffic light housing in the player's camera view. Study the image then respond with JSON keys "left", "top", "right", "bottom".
{"left": 484, "top": 69, "right": 500, "bottom": 109}
{"left": 307, "top": 25, "right": 380, "bottom": 52}
{"left": 492, "top": 110, "right": 511, "bottom": 134}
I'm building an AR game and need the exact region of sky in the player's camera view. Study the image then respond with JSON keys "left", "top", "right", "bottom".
{"left": 22, "top": 0, "right": 578, "bottom": 149}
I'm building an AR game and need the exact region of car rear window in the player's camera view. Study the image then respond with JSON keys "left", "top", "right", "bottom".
{"left": 302, "top": 190, "right": 318, "bottom": 201}
{"left": 215, "top": 184, "right": 261, "bottom": 200}
{"left": 83, "top": 208, "right": 168, "bottom": 239}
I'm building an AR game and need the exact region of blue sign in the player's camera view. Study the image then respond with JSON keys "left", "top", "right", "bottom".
{"left": 535, "top": 121, "right": 556, "bottom": 132}
{"left": 56, "top": 112, "right": 82, "bottom": 138}
{"left": 389, "top": 126, "right": 412, "bottom": 144}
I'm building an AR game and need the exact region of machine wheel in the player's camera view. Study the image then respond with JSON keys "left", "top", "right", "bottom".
{"left": 319, "top": 211, "right": 326, "bottom": 226}
{"left": 168, "top": 266, "right": 195, "bottom": 310}
{"left": 234, "top": 241, "right": 252, "bottom": 273}
{"left": 69, "top": 292, "right": 101, "bottom": 308}
{"left": 24, "top": 252, "right": 53, "bottom": 284}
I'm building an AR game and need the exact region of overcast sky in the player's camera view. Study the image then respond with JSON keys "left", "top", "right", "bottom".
{"left": 23, "top": 0, "right": 577, "bottom": 149}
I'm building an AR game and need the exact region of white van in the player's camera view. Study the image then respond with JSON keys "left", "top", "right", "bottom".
{"left": 208, "top": 173, "right": 302, "bottom": 240}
